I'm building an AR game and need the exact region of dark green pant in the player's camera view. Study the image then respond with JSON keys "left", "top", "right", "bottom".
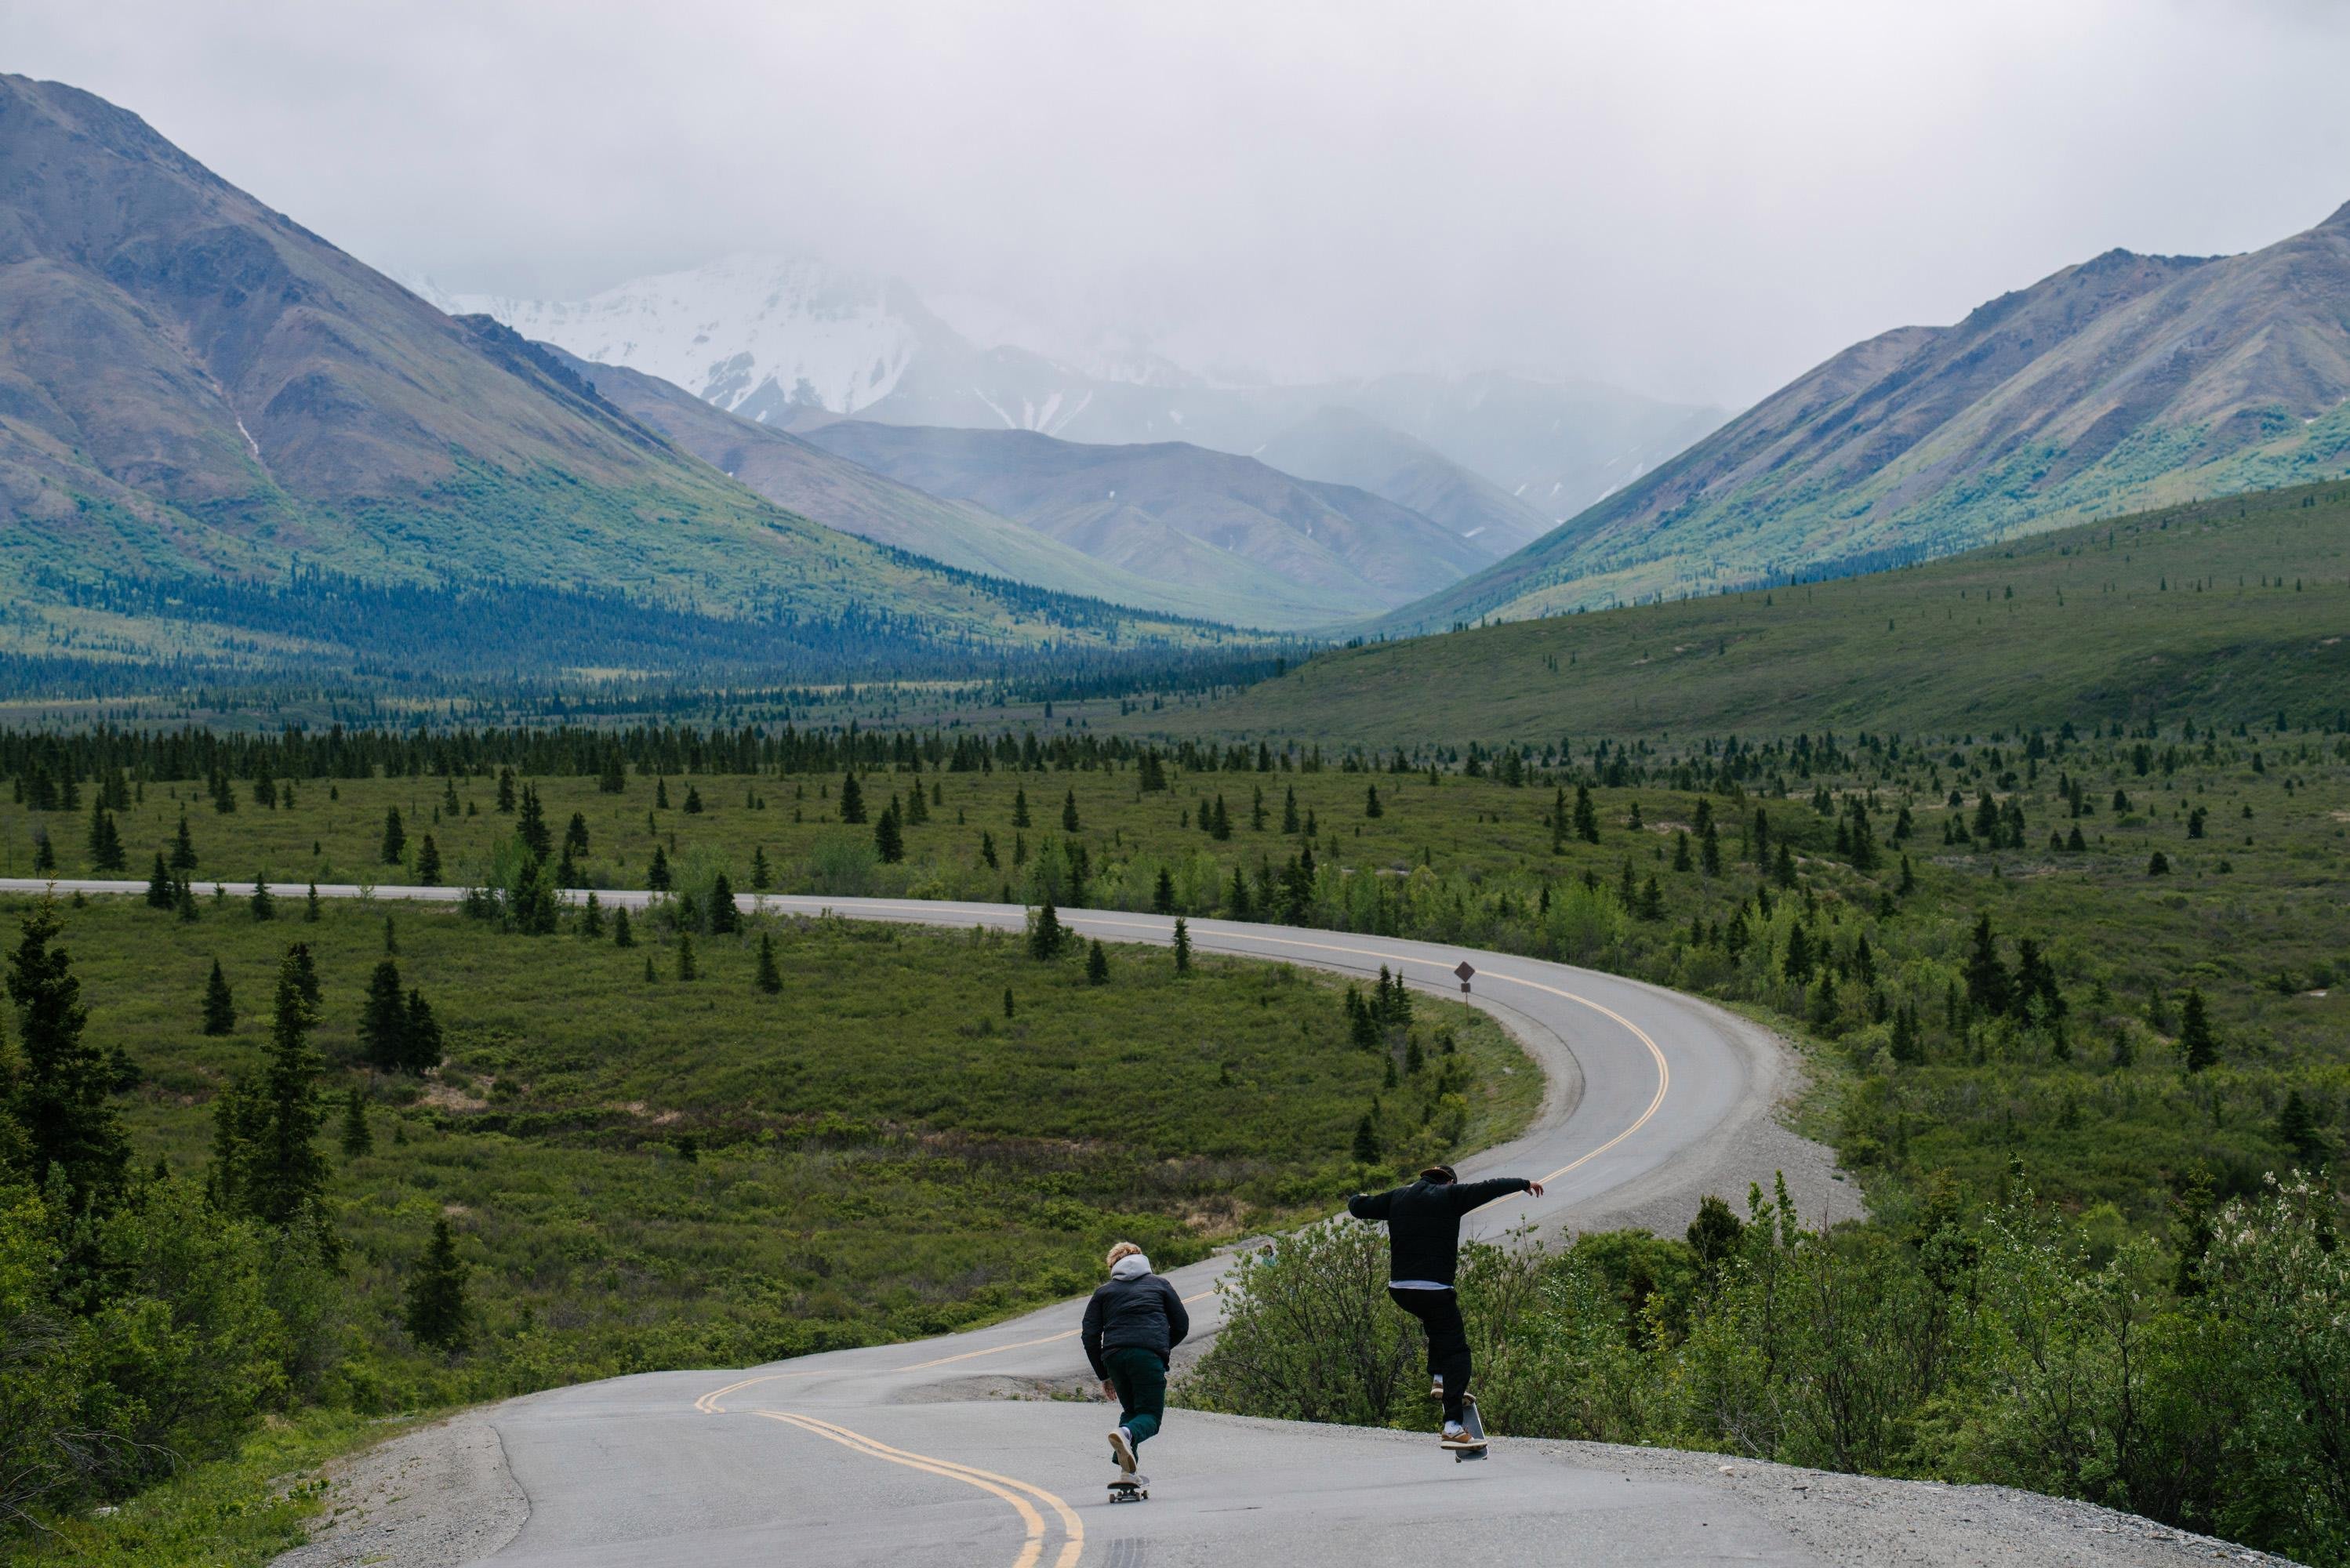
{"left": 1103, "top": 1346, "right": 1167, "bottom": 1449}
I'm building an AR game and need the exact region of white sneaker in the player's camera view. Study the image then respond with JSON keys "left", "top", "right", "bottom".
{"left": 1108, "top": 1427, "right": 1137, "bottom": 1472}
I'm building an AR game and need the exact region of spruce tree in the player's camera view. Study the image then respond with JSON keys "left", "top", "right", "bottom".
{"left": 86, "top": 799, "right": 124, "bottom": 873}
{"left": 2179, "top": 988, "right": 2217, "bottom": 1072}
{"left": 1062, "top": 789, "right": 1081, "bottom": 833}
{"left": 201, "top": 958, "right": 237, "bottom": 1036}
{"left": 1365, "top": 783, "right": 1382, "bottom": 818}
{"left": 1352, "top": 1112, "right": 1379, "bottom": 1163}
{"left": 243, "top": 947, "right": 333, "bottom": 1251}
{"left": 580, "top": 891, "right": 605, "bottom": 938}
{"left": 402, "top": 991, "right": 443, "bottom": 1073}
{"left": 1153, "top": 867, "right": 1175, "bottom": 914}
{"left": 655, "top": 776, "right": 671, "bottom": 810}
{"left": 676, "top": 934, "right": 697, "bottom": 982}
{"left": 145, "top": 851, "right": 176, "bottom": 909}
{"left": 613, "top": 906, "right": 635, "bottom": 947}
{"left": 305, "top": 883, "right": 321, "bottom": 922}
{"left": 416, "top": 835, "right": 443, "bottom": 885}
{"left": 755, "top": 931, "right": 783, "bottom": 994}
{"left": 405, "top": 1217, "right": 469, "bottom": 1354}
{"left": 1012, "top": 787, "right": 1030, "bottom": 828}
{"left": 648, "top": 844, "right": 672, "bottom": 891}
{"left": 31, "top": 832, "right": 53, "bottom": 875}
{"left": 171, "top": 813, "right": 198, "bottom": 873}
{"left": 361, "top": 959, "right": 407, "bottom": 1070}
{"left": 708, "top": 873, "right": 740, "bottom": 934}
{"left": 1573, "top": 785, "right": 1600, "bottom": 844}
{"left": 379, "top": 807, "right": 405, "bottom": 865}
{"left": 5, "top": 901, "right": 128, "bottom": 1207}
{"left": 1028, "top": 900, "right": 1066, "bottom": 960}
{"left": 518, "top": 786, "right": 551, "bottom": 860}
{"left": 1172, "top": 917, "right": 1192, "bottom": 975}
{"left": 496, "top": 767, "right": 518, "bottom": 812}
{"left": 1963, "top": 914, "right": 2010, "bottom": 1015}
{"left": 874, "top": 802, "right": 905, "bottom": 864}
{"left": 683, "top": 785, "right": 703, "bottom": 815}
{"left": 249, "top": 878, "right": 275, "bottom": 922}
{"left": 839, "top": 772, "right": 867, "bottom": 824}
{"left": 340, "top": 1086, "right": 373, "bottom": 1158}
{"left": 750, "top": 846, "right": 772, "bottom": 891}
{"left": 2276, "top": 1090, "right": 2329, "bottom": 1168}
{"left": 1086, "top": 939, "right": 1110, "bottom": 984}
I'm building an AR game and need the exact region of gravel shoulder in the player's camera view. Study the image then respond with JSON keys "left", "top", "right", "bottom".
{"left": 269, "top": 1411, "right": 526, "bottom": 1568}
{"left": 1534, "top": 1432, "right": 2301, "bottom": 1568}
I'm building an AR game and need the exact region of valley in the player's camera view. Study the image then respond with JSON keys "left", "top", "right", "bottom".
{"left": 6, "top": 17, "right": 2350, "bottom": 1567}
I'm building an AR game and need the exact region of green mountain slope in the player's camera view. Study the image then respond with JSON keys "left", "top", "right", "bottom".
{"left": 1163, "top": 480, "right": 2350, "bottom": 746}
{"left": 0, "top": 74, "right": 1223, "bottom": 666}
{"left": 540, "top": 347, "right": 1259, "bottom": 623}
{"left": 1388, "top": 203, "right": 2350, "bottom": 631}
{"left": 804, "top": 421, "right": 1488, "bottom": 627}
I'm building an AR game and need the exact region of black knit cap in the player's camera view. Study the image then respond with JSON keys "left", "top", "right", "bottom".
{"left": 1419, "top": 1163, "right": 1457, "bottom": 1183}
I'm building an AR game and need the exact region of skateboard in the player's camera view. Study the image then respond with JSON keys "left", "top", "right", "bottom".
{"left": 1108, "top": 1475, "right": 1149, "bottom": 1502}
{"left": 1433, "top": 1377, "right": 1489, "bottom": 1463}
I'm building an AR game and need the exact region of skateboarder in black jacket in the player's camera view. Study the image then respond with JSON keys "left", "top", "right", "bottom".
{"left": 1348, "top": 1163, "right": 1543, "bottom": 1444}
{"left": 1082, "top": 1242, "right": 1189, "bottom": 1475}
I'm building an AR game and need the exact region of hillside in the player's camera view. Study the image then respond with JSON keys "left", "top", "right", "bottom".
{"left": 0, "top": 74, "right": 1226, "bottom": 677}
{"left": 1157, "top": 480, "right": 2350, "bottom": 745}
{"left": 1391, "top": 202, "right": 2350, "bottom": 629}
{"left": 804, "top": 420, "right": 1492, "bottom": 625}
{"left": 1251, "top": 405, "right": 1553, "bottom": 554}
{"left": 537, "top": 347, "right": 1252, "bottom": 621}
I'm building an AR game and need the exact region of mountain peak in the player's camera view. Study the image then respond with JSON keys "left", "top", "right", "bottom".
{"left": 2315, "top": 198, "right": 2350, "bottom": 233}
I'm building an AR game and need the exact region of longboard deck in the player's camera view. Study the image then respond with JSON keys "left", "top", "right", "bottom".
{"left": 1108, "top": 1478, "right": 1149, "bottom": 1502}
{"left": 1436, "top": 1381, "right": 1490, "bottom": 1462}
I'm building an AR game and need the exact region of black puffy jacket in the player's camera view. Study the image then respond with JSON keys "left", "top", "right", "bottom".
{"left": 1347, "top": 1176, "right": 1532, "bottom": 1287}
{"left": 1081, "top": 1270, "right": 1190, "bottom": 1376}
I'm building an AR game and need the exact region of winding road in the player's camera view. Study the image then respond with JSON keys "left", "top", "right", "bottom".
{"left": 13, "top": 880, "right": 1857, "bottom": 1566}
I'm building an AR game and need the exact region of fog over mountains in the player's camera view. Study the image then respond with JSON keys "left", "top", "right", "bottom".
{"left": 418, "top": 257, "right": 1726, "bottom": 538}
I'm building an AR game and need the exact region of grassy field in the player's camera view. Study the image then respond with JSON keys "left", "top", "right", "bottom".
{"left": 0, "top": 884, "right": 1531, "bottom": 1563}
{"left": 10, "top": 710, "right": 2339, "bottom": 1230}
{"left": 1119, "top": 479, "right": 2350, "bottom": 746}
{"left": 13, "top": 890, "right": 1531, "bottom": 1373}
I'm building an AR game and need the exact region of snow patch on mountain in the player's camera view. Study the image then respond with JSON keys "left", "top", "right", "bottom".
{"left": 431, "top": 256, "right": 929, "bottom": 419}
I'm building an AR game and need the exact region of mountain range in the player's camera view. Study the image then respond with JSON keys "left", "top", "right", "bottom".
{"left": 802, "top": 421, "right": 1491, "bottom": 625}
{"left": 0, "top": 73, "right": 1223, "bottom": 680}
{"left": 12, "top": 67, "right": 2350, "bottom": 682}
{"left": 1391, "top": 201, "right": 2350, "bottom": 630}
{"left": 432, "top": 260, "right": 1724, "bottom": 544}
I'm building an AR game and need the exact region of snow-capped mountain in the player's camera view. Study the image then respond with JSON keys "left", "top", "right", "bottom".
{"left": 419, "top": 256, "right": 942, "bottom": 425}
{"left": 420, "top": 257, "right": 1723, "bottom": 561}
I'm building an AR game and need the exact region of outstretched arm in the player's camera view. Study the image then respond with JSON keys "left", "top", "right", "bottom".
{"left": 1447, "top": 1176, "right": 1544, "bottom": 1213}
{"left": 1346, "top": 1188, "right": 1397, "bottom": 1221}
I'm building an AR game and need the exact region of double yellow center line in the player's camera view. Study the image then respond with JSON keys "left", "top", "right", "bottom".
{"left": 696, "top": 924, "right": 1676, "bottom": 1566}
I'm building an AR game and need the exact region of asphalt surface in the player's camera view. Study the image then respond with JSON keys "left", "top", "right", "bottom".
{"left": 15, "top": 879, "right": 1847, "bottom": 1566}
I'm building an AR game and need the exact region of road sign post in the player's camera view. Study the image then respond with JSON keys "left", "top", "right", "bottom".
{"left": 1455, "top": 960, "right": 1475, "bottom": 994}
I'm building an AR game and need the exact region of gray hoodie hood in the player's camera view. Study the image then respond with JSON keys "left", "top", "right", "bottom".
{"left": 1109, "top": 1252, "right": 1152, "bottom": 1281}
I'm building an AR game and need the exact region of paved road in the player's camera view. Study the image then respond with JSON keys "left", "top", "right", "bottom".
{"left": 14, "top": 879, "right": 1836, "bottom": 1566}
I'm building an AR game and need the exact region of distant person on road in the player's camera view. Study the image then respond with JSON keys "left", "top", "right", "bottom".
{"left": 1082, "top": 1241, "right": 1190, "bottom": 1475}
{"left": 1348, "top": 1163, "right": 1544, "bottom": 1446}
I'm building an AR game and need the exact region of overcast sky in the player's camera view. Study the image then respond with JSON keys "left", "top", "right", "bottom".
{"left": 16, "top": 0, "right": 2350, "bottom": 406}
